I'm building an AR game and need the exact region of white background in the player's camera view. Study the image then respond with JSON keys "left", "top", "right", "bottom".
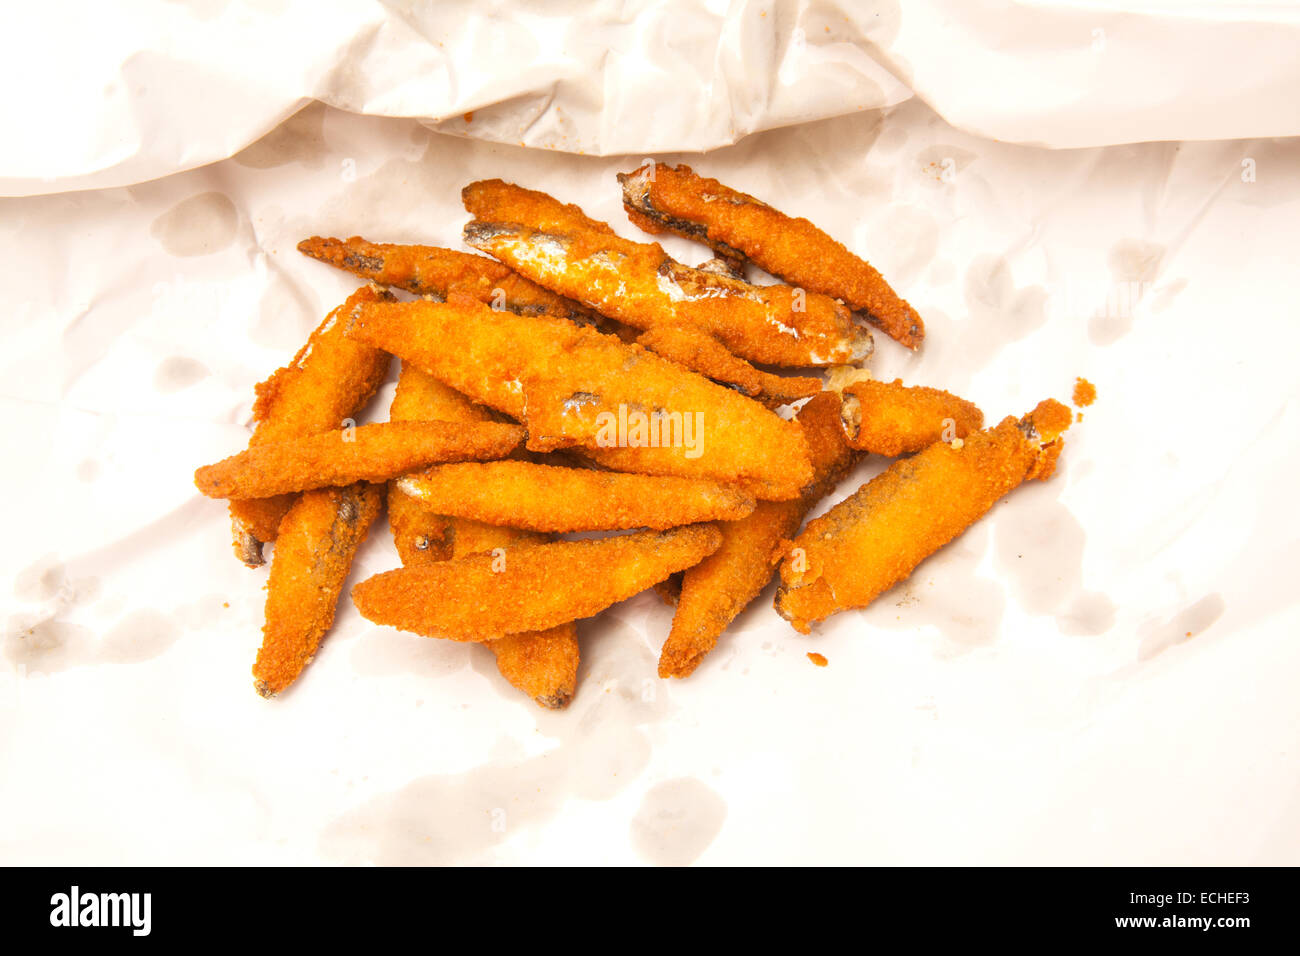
{"left": 1, "top": 2, "right": 1297, "bottom": 865}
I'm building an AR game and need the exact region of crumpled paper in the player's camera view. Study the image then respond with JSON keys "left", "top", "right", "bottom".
{"left": 1, "top": 7, "right": 1298, "bottom": 866}
{"left": 5, "top": 0, "right": 1300, "bottom": 196}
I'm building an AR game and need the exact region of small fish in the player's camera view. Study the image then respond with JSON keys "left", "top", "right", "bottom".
{"left": 461, "top": 179, "right": 874, "bottom": 368}
{"left": 619, "top": 163, "right": 925, "bottom": 350}
{"left": 297, "top": 235, "right": 601, "bottom": 325}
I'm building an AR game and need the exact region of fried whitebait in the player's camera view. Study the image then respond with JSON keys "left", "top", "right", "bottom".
{"left": 461, "top": 179, "right": 873, "bottom": 367}
{"left": 347, "top": 295, "right": 814, "bottom": 501}
{"left": 228, "top": 285, "right": 391, "bottom": 566}
{"left": 775, "top": 399, "right": 1072, "bottom": 632}
{"left": 297, "top": 235, "right": 600, "bottom": 325}
{"left": 352, "top": 525, "right": 724, "bottom": 641}
{"left": 254, "top": 482, "right": 382, "bottom": 698}
{"left": 619, "top": 163, "right": 924, "bottom": 350}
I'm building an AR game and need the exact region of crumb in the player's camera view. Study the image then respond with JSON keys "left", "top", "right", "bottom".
{"left": 807, "top": 652, "right": 828, "bottom": 667}
{"left": 463, "top": 111, "right": 474, "bottom": 123}
{"left": 1185, "top": 631, "right": 1192, "bottom": 637}
{"left": 1076, "top": 411, "right": 1084, "bottom": 423}
{"left": 1072, "top": 377, "right": 1096, "bottom": 407}
{"left": 223, "top": 601, "right": 230, "bottom": 608}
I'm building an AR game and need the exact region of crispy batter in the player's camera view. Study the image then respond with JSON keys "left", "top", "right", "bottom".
{"left": 486, "top": 626, "right": 581, "bottom": 709}
{"left": 461, "top": 179, "right": 873, "bottom": 367}
{"left": 462, "top": 178, "right": 620, "bottom": 237}
{"left": 635, "top": 325, "right": 822, "bottom": 407}
{"left": 229, "top": 286, "right": 391, "bottom": 566}
{"left": 775, "top": 399, "right": 1073, "bottom": 632}
{"left": 397, "top": 461, "right": 755, "bottom": 532}
{"left": 386, "top": 362, "right": 501, "bottom": 564}
{"left": 347, "top": 295, "right": 814, "bottom": 500}
{"left": 659, "top": 392, "right": 860, "bottom": 677}
{"left": 253, "top": 482, "right": 382, "bottom": 698}
{"left": 619, "top": 163, "right": 924, "bottom": 349}
{"left": 352, "top": 525, "right": 723, "bottom": 641}
{"left": 195, "top": 420, "right": 524, "bottom": 500}
{"left": 297, "top": 235, "right": 600, "bottom": 324}
{"left": 840, "top": 378, "right": 984, "bottom": 456}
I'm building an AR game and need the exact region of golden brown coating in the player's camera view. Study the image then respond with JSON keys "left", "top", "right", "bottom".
{"left": 253, "top": 482, "right": 382, "bottom": 698}
{"left": 1072, "top": 377, "right": 1097, "bottom": 407}
{"left": 194, "top": 421, "right": 524, "bottom": 500}
{"left": 775, "top": 399, "right": 1073, "bottom": 632}
{"left": 397, "top": 460, "right": 755, "bottom": 532}
{"left": 486, "top": 626, "right": 581, "bottom": 710}
{"left": 461, "top": 179, "right": 873, "bottom": 367}
{"left": 385, "top": 362, "right": 501, "bottom": 564}
{"left": 346, "top": 295, "right": 814, "bottom": 500}
{"left": 840, "top": 378, "right": 984, "bottom": 456}
{"left": 658, "top": 392, "right": 860, "bottom": 678}
{"left": 352, "top": 524, "right": 723, "bottom": 641}
{"left": 462, "top": 179, "right": 619, "bottom": 237}
{"left": 619, "top": 163, "right": 925, "bottom": 349}
{"left": 635, "top": 325, "right": 822, "bottom": 407}
{"left": 228, "top": 285, "right": 392, "bottom": 566}
{"left": 296, "top": 235, "right": 599, "bottom": 324}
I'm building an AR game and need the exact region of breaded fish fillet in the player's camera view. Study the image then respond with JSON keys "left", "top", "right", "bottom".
{"left": 840, "top": 378, "right": 984, "bottom": 456}
{"left": 461, "top": 179, "right": 873, "bottom": 367}
{"left": 229, "top": 285, "right": 391, "bottom": 566}
{"left": 775, "top": 399, "right": 1072, "bottom": 632}
{"left": 634, "top": 324, "right": 822, "bottom": 408}
{"left": 397, "top": 460, "right": 755, "bottom": 532}
{"left": 619, "top": 163, "right": 925, "bottom": 349}
{"left": 253, "top": 482, "right": 382, "bottom": 698}
{"left": 659, "top": 392, "right": 860, "bottom": 678}
{"left": 194, "top": 420, "right": 524, "bottom": 500}
{"left": 347, "top": 295, "right": 813, "bottom": 500}
{"left": 352, "top": 524, "right": 723, "bottom": 641}
{"left": 297, "top": 235, "right": 600, "bottom": 324}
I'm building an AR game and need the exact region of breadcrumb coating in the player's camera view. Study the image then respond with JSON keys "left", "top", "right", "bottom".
{"left": 658, "top": 392, "right": 860, "bottom": 677}
{"left": 297, "top": 235, "right": 599, "bottom": 324}
{"left": 461, "top": 179, "right": 873, "bottom": 367}
{"left": 1072, "top": 377, "right": 1097, "bottom": 407}
{"left": 775, "top": 399, "right": 1072, "bottom": 632}
{"left": 228, "top": 286, "right": 391, "bottom": 565}
{"left": 194, "top": 420, "right": 524, "bottom": 499}
{"left": 839, "top": 378, "right": 984, "bottom": 456}
{"left": 619, "top": 163, "right": 924, "bottom": 349}
{"left": 346, "top": 295, "right": 813, "bottom": 500}
{"left": 487, "top": 626, "right": 581, "bottom": 709}
{"left": 352, "top": 524, "right": 723, "bottom": 641}
{"left": 398, "top": 460, "right": 755, "bottom": 532}
{"left": 635, "top": 324, "right": 822, "bottom": 407}
{"left": 253, "top": 482, "right": 382, "bottom": 698}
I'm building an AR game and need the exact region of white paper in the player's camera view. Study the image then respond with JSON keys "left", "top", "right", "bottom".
{"left": 2, "top": 7, "right": 1298, "bottom": 865}
{"left": 5, "top": 0, "right": 1300, "bottom": 196}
